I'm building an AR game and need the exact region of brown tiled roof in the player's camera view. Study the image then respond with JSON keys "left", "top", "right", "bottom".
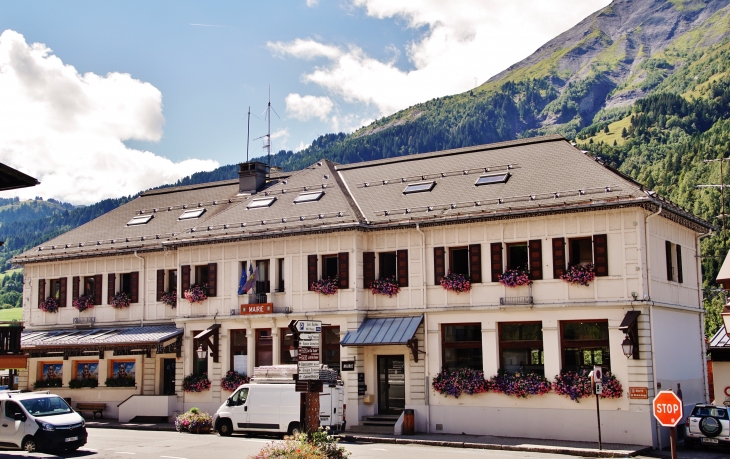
{"left": 21, "top": 324, "right": 182, "bottom": 348}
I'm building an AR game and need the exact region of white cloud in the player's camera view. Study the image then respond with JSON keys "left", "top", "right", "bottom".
{"left": 0, "top": 30, "right": 218, "bottom": 205}
{"left": 286, "top": 93, "right": 334, "bottom": 121}
{"left": 306, "top": 0, "right": 319, "bottom": 6}
{"left": 270, "top": 0, "right": 612, "bottom": 115}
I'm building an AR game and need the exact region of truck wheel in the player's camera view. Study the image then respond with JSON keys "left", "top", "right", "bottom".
{"left": 287, "top": 422, "right": 301, "bottom": 436}
{"left": 217, "top": 419, "right": 233, "bottom": 436}
{"left": 22, "top": 436, "right": 39, "bottom": 453}
{"left": 699, "top": 417, "right": 722, "bottom": 438}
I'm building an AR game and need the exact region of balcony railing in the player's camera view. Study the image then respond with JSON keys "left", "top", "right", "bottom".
{"left": 500, "top": 296, "right": 534, "bottom": 306}
{"left": 248, "top": 293, "right": 268, "bottom": 304}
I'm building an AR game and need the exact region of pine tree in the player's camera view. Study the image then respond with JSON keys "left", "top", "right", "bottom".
{"left": 603, "top": 125, "right": 610, "bottom": 134}
{"left": 621, "top": 127, "right": 628, "bottom": 138}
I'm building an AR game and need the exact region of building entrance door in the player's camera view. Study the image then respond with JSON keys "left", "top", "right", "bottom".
{"left": 162, "top": 359, "right": 176, "bottom": 395}
{"left": 377, "top": 355, "right": 405, "bottom": 415}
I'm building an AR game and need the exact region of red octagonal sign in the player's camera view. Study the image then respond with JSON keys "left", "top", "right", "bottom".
{"left": 653, "top": 391, "right": 683, "bottom": 427}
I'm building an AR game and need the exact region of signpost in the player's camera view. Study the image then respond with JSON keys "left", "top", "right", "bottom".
{"left": 289, "top": 320, "right": 323, "bottom": 435}
{"left": 592, "top": 366, "right": 603, "bottom": 451}
{"left": 653, "top": 390, "right": 683, "bottom": 459}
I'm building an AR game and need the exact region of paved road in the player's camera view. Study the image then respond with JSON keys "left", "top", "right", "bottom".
{"left": 0, "top": 428, "right": 727, "bottom": 459}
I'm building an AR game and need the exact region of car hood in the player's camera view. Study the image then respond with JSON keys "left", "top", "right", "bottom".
{"left": 37, "top": 412, "right": 85, "bottom": 427}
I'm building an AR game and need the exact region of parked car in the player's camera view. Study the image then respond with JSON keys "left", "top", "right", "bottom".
{"left": 685, "top": 404, "right": 730, "bottom": 448}
{"left": 0, "top": 391, "right": 87, "bottom": 453}
{"left": 213, "top": 382, "right": 345, "bottom": 436}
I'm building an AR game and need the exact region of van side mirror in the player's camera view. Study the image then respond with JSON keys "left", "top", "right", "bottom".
{"left": 13, "top": 413, "right": 26, "bottom": 422}
{"left": 226, "top": 397, "right": 233, "bottom": 406}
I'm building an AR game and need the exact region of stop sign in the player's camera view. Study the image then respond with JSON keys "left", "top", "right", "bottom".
{"left": 653, "top": 391, "right": 683, "bottom": 427}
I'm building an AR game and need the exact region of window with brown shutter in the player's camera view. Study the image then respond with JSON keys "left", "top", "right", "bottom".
{"left": 128, "top": 272, "right": 138, "bottom": 303}
{"left": 307, "top": 255, "right": 317, "bottom": 291}
{"left": 181, "top": 265, "right": 190, "bottom": 298}
{"left": 363, "top": 252, "right": 375, "bottom": 289}
{"left": 490, "top": 243, "right": 503, "bottom": 282}
{"left": 38, "top": 279, "right": 45, "bottom": 307}
{"left": 665, "top": 241, "right": 673, "bottom": 281}
{"left": 676, "top": 244, "right": 683, "bottom": 284}
{"left": 528, "top": 240, "right": 543, "bottom": 280}
{"left": 108, "top": 273, "right": 116, "bottom": 304}
{"left": 397, "top": 249, "right": 409, "bottom": 287}
{"left": 72, "top": 276, "right": 80, "bottom": 299}
{"left": 469, "top": 244, "right": 482, "bottom": 284}
{"left": 593, "top": 234, "right": 608, "bottom": 277}
{"left": 59, "top": 277, "right": 67, "bottom": 307}
{"left": 207, "top": 263, "right": 217, "bottom": 297}
{"left": 552, "top": 238, "right": 565, "bottom": 279}
{"left": 156, "top": 270, "right": 165, "bottom": 301}
{"left": 434, "top": 247, "right": 445, "bottom": 285}
{"left": 338, "top": 252, "right": 349, "bottom": 289}
{"left": 93, "top": 274, "right": 103, "bottom": 305}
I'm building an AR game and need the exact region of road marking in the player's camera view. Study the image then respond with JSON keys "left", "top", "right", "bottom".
{"left": 160, "top": 456, "right": 187, "bottom": 459}
{"left": 116, "top": 453, "right": 136, "bottom": 455}
{"left": 371, "top": 448, "right": 388, "bottom": 451}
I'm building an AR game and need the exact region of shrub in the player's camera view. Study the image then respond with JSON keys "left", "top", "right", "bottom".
{"left": 175, "top": 408, "right": 213, "bottom": 433}
{"left": 105, "top": 376, "right": 135, "bottom": 387}
{"left": 69, "top": 378, "right": 99, "bottom": 389}
{"left": 182, "top": 373, "right": 212, "bottom": 392}
{"left": 34, "top": 379, "right": 62, "bottom": 389}
{"left": 247, "top": 428, "right": 350, "bottom": 459}
{"left": 110, "top": 291, "right": 131, "bottom": 309}
{"left": 221, "top": 371, "right": 250, "bottom": 392}
{"left": 440, "top": 271, "right": 471, "bottom": 293}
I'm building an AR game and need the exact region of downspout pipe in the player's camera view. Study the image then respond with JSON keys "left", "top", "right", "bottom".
{"left": 644, "top": 204, "right": 662, "bottom": 450}
{"left": 134, "top": 251, "right": 145, "bottom": 327}
{"left": 415, "top": 223, "right": 430, "bottom": 434}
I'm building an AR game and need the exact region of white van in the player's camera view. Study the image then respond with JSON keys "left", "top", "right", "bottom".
{"left": 0, "top": 391, "right": 87, "bottom": 453}
{"left": 213, "top": 383, "right": 344, "bottom": 436}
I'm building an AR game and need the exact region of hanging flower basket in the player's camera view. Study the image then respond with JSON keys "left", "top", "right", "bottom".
{"left": 73, "top": 294, "right": 94, "bottom": 312}
{"left": 110, "top": 291, "right": 131, "bottom": 309}
{"left": 432, "top": 368, "right": 489, "bottom": 398}
{"left": 39, "top": 296, "right": 59, "bottom": 313}
{"left": 182, "top": 373, "right": 212, "bottom": 392}
{"left": 489, "top": 371, "right": 551, "bottom": 398}
{"left": 553, "top": 371, "right": 593, "bottom": 402}
{"left": 175, "top": 408, "right": 213, "bottom": 434}
{"left": 370, "top": 277, "right": 400, "bottom": 297}
{"left": 312, "top": 277, "right": 339, "bottom": 295}
{"left": 498, "top": 269, "right": 532, "bottom": 288}
{"left": 161, "top": 290, "right": 178, "bottom": 308}
{"left": 560, "top": 263, "right": 596, "bottom": 286}
{"left": 184, "top": 284, "right": 208, "bottom": 304}
{"left": 440, "top": 272, "right": 471, "bottom": 293}
{"left": 220, "top": 371, "right": 250, "bottom": 391}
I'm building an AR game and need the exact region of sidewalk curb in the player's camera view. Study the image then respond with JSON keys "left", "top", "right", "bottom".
{"left": 86, "top": 423, "right": 177, "bottom": 432}
{"left": 337, "top": 434, "right": 653, "bottom": 458}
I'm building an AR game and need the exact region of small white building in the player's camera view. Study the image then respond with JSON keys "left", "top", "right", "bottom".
{"left": 12, "top": 136, "right": 710, "bottom": 447}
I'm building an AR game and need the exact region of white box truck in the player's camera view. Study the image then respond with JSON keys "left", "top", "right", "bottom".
{"left": 213, "top": 366, "right": 344, "bottom": 437}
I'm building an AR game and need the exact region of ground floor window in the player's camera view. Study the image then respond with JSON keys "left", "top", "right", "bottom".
{"left": 280, "top": 328, "right": 296, "bottom": 364}
{"left": 561, "top": 320, "right": 610, "bottom": 372}
{"left": 322, "top": 326, "right": 340, "bottom": 372}
{"left": 256, "top": 328, "right": 272, "bottom": 367}
{"left": 442, "top": 324, "right": 482, "bottom": 371}
{"left": 230, "top": 329, "right": 247, "bottom": 374}
{"left": 499, "top": 322, "right": 544, "bottom": 375}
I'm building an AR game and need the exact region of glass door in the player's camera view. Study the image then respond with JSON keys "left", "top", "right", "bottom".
{"left": 377, "top": 355, "right": 405, "bottom": 415}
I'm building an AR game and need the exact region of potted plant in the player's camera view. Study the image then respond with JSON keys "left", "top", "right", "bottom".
{"left": 182, "top": 373, "right": 212, "bottom": 392}
{"left": 161, "top": 290, "right": 177, "bottom": 308}
{"left": 184, "top": 284, "right": 208, "bottom": 304}
{"left": 175, "top": 407, "right": 213, "bottom": 434}
{"left": 72, "top": 294, "right": 94, "bottom": 312}
{"left": 105, "top": 376, "right": 135, "bottom": 387}
{"left": 39, "top": 296, "right": 59, "bottom": 313}
{"left": 311, "top": 277, "right": 339, "bottom": 295}
{"left": 110, "top": 291, "right": 131, "bottom": 309}
{"left": 440, "top": 271, "right": 471, "bottom": 293}
{"left": 498, "top": 268, "right": 532, "bottom": 288}
{"left": 69, "top": 378, "right": 99, "bottom": 389}
{"left": 560, "top": 263, "right": 596, "bottom": 286}
{"left": 220, "top": 371, "right": 249, "bottom": 392}
{"left": 370, "top": 277, "right": 400, "bottom": 297}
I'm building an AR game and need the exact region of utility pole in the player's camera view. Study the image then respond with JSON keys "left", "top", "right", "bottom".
{"left": 698, "top": 157, "right": 730, "bottom": 251}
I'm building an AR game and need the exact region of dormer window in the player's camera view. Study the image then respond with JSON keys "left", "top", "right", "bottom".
{"left": 127, "top": 215, "right": 153, "bottom": 226}
{"left": 294, "top": 191, "right": 324, "bottom": 203}
{"left": 179, "top": 209, "right": 206, "bottom": 220}
{"left": 475, "top": 172, "right": 510, "bottom": 186}
{"left": 403, "top": 181, "right": 435, "bottom": 194}
{"left": 247, "top": 197, "right": 276, "bottom": 209}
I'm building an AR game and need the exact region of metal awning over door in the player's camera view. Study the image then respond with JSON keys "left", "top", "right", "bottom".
{"left": 340, "top": 316, "right": 423, "bottom": 346}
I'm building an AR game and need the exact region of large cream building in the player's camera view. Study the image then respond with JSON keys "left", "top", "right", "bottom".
{"left": 13, "top": 136, "right": 711, "bottom": 447}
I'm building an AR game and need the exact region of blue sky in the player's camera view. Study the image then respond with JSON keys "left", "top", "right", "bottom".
{"left": 0, "top": 0, "right": 610, "bottom": 203}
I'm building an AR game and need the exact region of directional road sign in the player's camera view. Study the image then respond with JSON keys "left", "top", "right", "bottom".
{"left": 297, "top": 320, "right": 322, "bottom": 333}
{"left": 653, "top": 390, "right": 683, "bottom": 427}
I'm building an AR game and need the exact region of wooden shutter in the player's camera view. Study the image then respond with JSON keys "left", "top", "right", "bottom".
{"left": 434, "top": 247, "right": 445, "bottom": 285}
{"left": 593, "top": 234, "right": 609, "bottom": 277}
{"left": 207, "top": 263, "right": 217, "bottom": 297}
{"left": 156, "top": 270, "right": 165, "bottom": 301}
{"left": 338, "top": 252, "right": 349, "bottom": 289}
{"left": 181, "top": 265, "right": 190, "bottom": 298}
{"left": 363, "top": 252, "right": 375, "bottom": 289}
{"left": 676, "top": 244, "right": 683, "bottom": 284}
{"left": 108, "top": 273, "right": 116, "bottom": 304}
{"left": 38, "top": 279, "right": 45, "bottom": 307}
{"left": 468, "top": 244, "right": 482, "bottom": 283}
{"left": 93, "top": 274, "right": 103, "bottom": 305}
{"left": 490, "top": 243, "right": 503, "bottom": 282}
{"left": 528, "top": 240, "right": 543, "bottom": 280}
{"left": 72, "top": 276, "right": 80, "bottom": 299}
{"left": 552, "top": 238, "right": 566, "bottom": 279}
{"left": 129, "top": 271, "right": 139, "bottom": 303}
{"left": 59, "top": 277, "right": 67, "bottom": 308}
{"left": 665, "top": 241, "right": 673, "bottom": 281}
{"left": 397, "top": 249, "right": 409, "bottom": 287}
{"left": 307, "top": 255, "right": 318, "bottom": 291}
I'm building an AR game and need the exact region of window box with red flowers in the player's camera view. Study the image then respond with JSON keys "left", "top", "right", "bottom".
{"left": 440, "top": 272, "right": 471, "bottom": 293}
{"left": 560, "top": 263, "right": 596, "bottom": 286}
{"left": 161, "top": 290, "right": 177, "bottom": 308}
{"left": 498, "top": 269, "right": 532, "bottom": 288}
{"left": 110, "top": 291, "right": 131, "bottom": 309}
{"left": 220, "top": 371, "right": 250, "bottom": 392}
{"left": 311, "top": 277, "right": 339, "bottom": 295}
{"left": 39, "top": 296, "right": 59, "bottom": 313}
{"left": 184, "top": 284, "right": 208, "bottom": 304}
{"left": 370, "top": 277, "right": 400, "bottom": 297}
{"left": 182, "top": 373, "right": 211, "bottom": 392}
{"left": 73, "top": 294, "right": 94, "bottom": 312}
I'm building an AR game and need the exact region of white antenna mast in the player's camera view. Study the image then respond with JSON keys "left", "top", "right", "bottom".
{"left": 254, "top": 86, "right": 280, "bottom": 167}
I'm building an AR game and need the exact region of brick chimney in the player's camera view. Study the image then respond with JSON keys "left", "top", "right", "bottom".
{"left": 238, "top": 161, "right": 268, "bottom": 194}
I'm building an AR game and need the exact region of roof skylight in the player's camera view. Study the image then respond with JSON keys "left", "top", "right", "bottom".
{"left": 178, "top": 209, "right": 206, "bottom": 220}
{"left": 294, "top": 191, "right": 324, "bottom": 203}
{"left": 403, "top": 181, "right": 435, "bottom": 194}
{"left": 247, "top": 197, "right": 277, "bottom": 208}
{"left": 127, "top": 215, "right": 153, "bottom": 226}
{"left": 475, "top": 172, "right": 510, "bottom": 186}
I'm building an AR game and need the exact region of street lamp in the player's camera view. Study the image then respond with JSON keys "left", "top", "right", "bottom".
{"left": 196, "top": 344, "right": 207, "bottom": 359}
{"left": 723, "top": 304, "right": 730, "bottom": 336}
{"left": 621, "top": 334, "right": 634, "bottom": 358}
{"left": 289, "top": 347, "right": 298, "bottom": 359}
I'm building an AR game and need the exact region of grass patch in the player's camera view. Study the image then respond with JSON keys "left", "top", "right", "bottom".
{"left": 0, "top": 268, "right": 21, "bottom": 280}
{"left": 0, "top": 308, "right": 22, "bottom": 322}
{"left": 584, "top": 115, "right": 633, "bottom": 146}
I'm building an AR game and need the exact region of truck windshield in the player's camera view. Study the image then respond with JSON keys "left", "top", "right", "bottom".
{"left": 20, "top": 397, "right": 72, "bottom": 417}
{"left": 692, "top": 407, "right": 728, "bottom": 419}
{"left": 232, "top": 388, "right": 249, "bottom": 405}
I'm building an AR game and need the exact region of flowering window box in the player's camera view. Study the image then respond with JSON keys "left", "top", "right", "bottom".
{"left": 370, "top": 277, "right": 400, "bottom": 297}
{"left": 182, "top": 373, "right": 212, "bottom": 392}
{"left": 311, "top": 277, "right": 339, "bottom": 295}
{"left": 440, "top": 272, "right": 471, "bottom": 293}
{"left": 499, "top": 269, "right": 532, "bottom": 288}
{"left": 560, "top": 263, "right": 596, "bottom": 286}
{"left": 489, "top": 371, "right": 551, "bottom": 398}
{"left": 161, "top": 290, "right": 177, "bottom": 308}
{"left": 110, "top": 291, "right": 131, "bottom": 309}
{"left": 184, "top": 284, "right": 208, "bottom": 304}
{"left": 432, "top": 368, "right": 489, "bottom": 398}
{"left": 39, "top": 296, "right": 59, "bottom": 313}
{"left": 221, "top": 371, "right": 250, "bottom": 391}
{"left": 73, "top": 294, "right": 94, "bottom": 312}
